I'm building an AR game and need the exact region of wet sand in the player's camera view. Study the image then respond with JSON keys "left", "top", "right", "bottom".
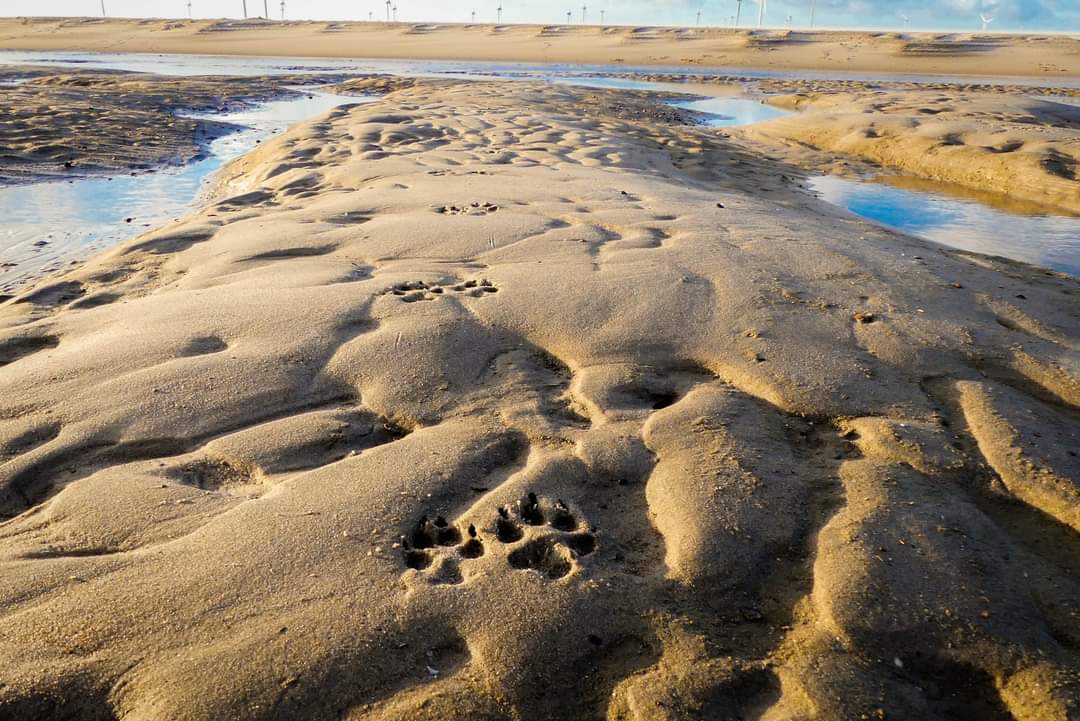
{"left": 0, "top": 76, "right": 1078, "bottom": 720}
{"left": 739, "top": 87, "right": 1080, "bottom": 214}
{"left": 1, "top": 17, "right": 1079, "bottom": 78}
{"left": 0, "top": 66, "right": 354, "bottom": 184}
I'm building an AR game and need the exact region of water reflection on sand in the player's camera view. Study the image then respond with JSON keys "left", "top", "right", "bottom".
{"left": 809, "top": 174, "right": 1080, "bottom": 276}
{"left": 0, "top": 91, "right": 372, "bottom": 293}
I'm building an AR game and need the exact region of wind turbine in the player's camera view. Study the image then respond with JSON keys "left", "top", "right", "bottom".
{"left": 497, "top": 3, "right": 503, "bottom": 22}
{"left": 280, "top": 0, "right": 285, "bottom": 19}
{"left": 566, "top": 9, "right": 571, "bottom": 23}
{"left": 385, "top": 0, "right": 391, "bottom": 21}
{"left": 263, "top": 0, "right": 269, "bottom": 18}
{"left": 900, "top": 12, "right": 910, "bottom": 27}
{"left": 735, "top": 0, "right": 742, "bottom": 27}
{"left": 600, "top": 9, "right": 604, "bottom": 23}
{"left": 696, "top": 9, "right": 701, "bottom": 25}
{"left": 393, "top": 4, "right": 398, "bottom": 21}
{"left": 187, "top": 1, "right": 192, "bottom": 18}
{"left": 471, "top": 9, "right": 476, "bottom": 21}
{"left": 757, "top": 0, "right": 767, "bottom": 28}
{"left": 368, "top": 11, "right": 373, "bottom": 20}
{"left": 582, "top": 4, "right": 587, "bottom": 23}
{"left": 980, "top": 12, "right": 994, "bottom": 31}
{"left": 100, "top": 0, "right": 106, "bottom": 16}
{"left": 810, "top": 0, "right": 816, "bottom": 27}
{"left": 241, "top": 1, "right": 247, "bottom": 19}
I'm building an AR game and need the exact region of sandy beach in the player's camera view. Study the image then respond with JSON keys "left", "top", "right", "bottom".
{"left": 1, "top": 21, "right": 1079, "bottom": 721}
{"left": 2, "top": 17, "right": 1080, "bottom": 78}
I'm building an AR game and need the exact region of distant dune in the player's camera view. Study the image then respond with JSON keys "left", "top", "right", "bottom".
{"left": 1, "top": 16, "right": 1079, "bottom": 77}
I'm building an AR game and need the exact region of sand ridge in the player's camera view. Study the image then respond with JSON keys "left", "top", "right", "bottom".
{"left": 0, "top": 78, "right": 1078, "bottom": 720}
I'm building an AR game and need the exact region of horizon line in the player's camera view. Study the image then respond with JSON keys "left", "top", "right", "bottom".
{"left": 6, "top": 15, "right": 1080, "bottom": 36}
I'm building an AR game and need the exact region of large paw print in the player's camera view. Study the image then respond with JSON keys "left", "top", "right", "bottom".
{"left": 496, "top": 494, "right": 597, "bottom": 580}
{"left": 400, "top": 493, "right": 596, "bottom": 583}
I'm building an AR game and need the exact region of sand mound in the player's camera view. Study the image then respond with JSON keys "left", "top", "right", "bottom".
{"left": 744, "top": 90, "right": 1080, "bottom": 214}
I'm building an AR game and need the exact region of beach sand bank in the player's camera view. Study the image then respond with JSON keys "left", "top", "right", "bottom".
{"left": 739, "top": 88, "right": 1080, "bottom": 214}
{"left": 0, "top": 66, "right": 361, "bottom": 185}
{"left": 0, "top": 78, "right": 1078, "bottom": 720}
{"left": 2, "top": 17, "right": 1080, "bottom": 79}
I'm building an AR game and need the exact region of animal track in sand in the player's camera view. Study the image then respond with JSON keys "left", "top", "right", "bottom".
{"left": 497, "top": 493, "right": 597, "bottom": 580}
{"left": 435, "top": 202, "right": 500, "bottom": 216}
{"left": 402, "top": 493, "right": 596, "bottom": 583}
{"left": 426, "top": 169, "right": 490, "bottom": 177}
{"left": 383, "top": 278, "right": 499, "bottom": 303}
{"left": 168, "top": 457, "right": 258, "bottom": 493}
{"left": 401, "top": 515, "right": 483, "bottom": 585}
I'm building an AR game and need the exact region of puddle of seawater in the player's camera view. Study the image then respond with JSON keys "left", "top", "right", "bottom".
{"left": 670, "top": 95, "right": 789, "bottom": 126}
{"left": 551, "top": 76, "right": 689, "bottom": 92}
{"left": 0, "top": 90, "right": 372, "bottom": 293}
{"left": 809, "top": 174, "right": 1080, "bottom": 276}
{"left": 546, "top": 75, "right": 789, "bottom": 124}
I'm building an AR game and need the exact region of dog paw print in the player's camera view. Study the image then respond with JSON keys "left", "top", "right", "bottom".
{"left": 495, "top": 493, "right": 597, "bottom": 580}
{"left": 401, "top": 515, "right": 484, "bottom": 585}
{"left": 425, "top": 170, "right": 490, "bottom": 177}
{"left": 383, "top": 278, "right": 499, "bottom": 303}
{"left": 436, "top": 202, "right": 499, "bottom": 216}
{"left": 449, "top": 278, "right": 498, "bottom": 297}
{"left": 384, "top": 280, "right": 445, "bottom": 303}
{"left": 400, "top": 494, "right": 595, "bottom": 584}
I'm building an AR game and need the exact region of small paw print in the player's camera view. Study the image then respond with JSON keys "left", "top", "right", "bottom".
{"left": 400, "top": 494, "right": 596, "bottom": 583}
{"left": 383, "top": 278, "right": 498, "bottom": 302}
{"left": 435, "top": 202, "right": 499, "bottom": 216}
{"left": 401, "top": 515, "right": 483, "bottom": 585}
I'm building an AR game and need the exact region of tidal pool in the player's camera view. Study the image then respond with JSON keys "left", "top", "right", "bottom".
{"left": 810, "top": 174, "right": 1080, "bottom": 276}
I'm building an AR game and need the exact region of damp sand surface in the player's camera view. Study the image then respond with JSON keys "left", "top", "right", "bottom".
{"left": 0, "top": 76, "right": 1078, "bottom": 721}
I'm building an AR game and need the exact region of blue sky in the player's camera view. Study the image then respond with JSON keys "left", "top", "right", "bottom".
{"left": 4, "top": 0, "right": 1079, "bottom": 31}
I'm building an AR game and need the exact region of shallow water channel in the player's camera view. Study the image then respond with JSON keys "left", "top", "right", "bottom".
{"left": 0, "top": 90, "right": 372, "bottom": 293}
{"left": 810, "top": 175, "right": 1080, "bottom": 276}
